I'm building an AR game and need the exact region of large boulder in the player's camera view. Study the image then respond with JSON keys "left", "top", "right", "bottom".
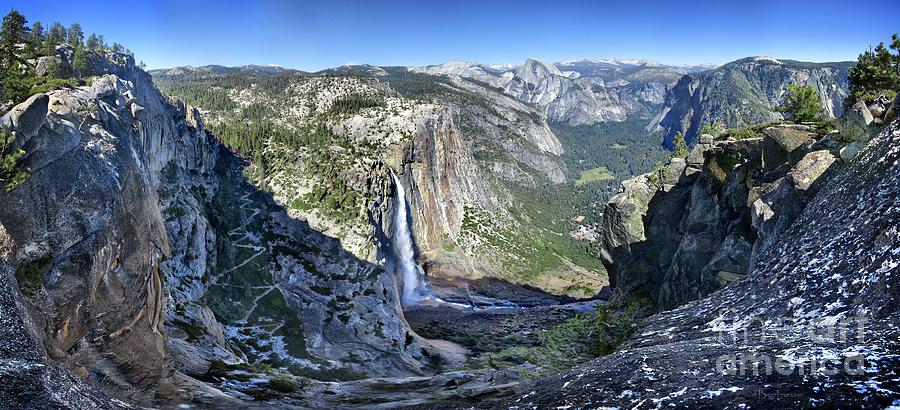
{"left": 788, "top": 150, "right": 837, "bottom": 191}
{"left": 867, "top": 94, "right": 892, "bottom": 123}
{"left": 760, "top": 124, "right": 816, "bottom": 171}
{"left": 837, "top": 98, "right": 874, "bottom": 142}
{"left": 762, "top": 124, "right": 817, "bottom": 152}
{"left": 884, "top": 93, "right": 900, "bottom": 121}
{"left": 0, "top": 94, "right": 50, "bottom": 147}
{"left": 34, "top": 56, "right": 61, "bottom": 77}
{"left": 839, "top": 140, "right": 865, "bottom": 163}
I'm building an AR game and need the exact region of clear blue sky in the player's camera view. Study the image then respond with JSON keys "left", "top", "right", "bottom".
{"left": 7, "top": 0, "right": 899, "bottom": 70}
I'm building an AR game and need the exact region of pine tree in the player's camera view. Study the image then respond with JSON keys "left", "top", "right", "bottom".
{"left": 671, "top": 132, "right": 688, "bottom": 159}
{"left": 777, "top": 84, "right": 824, "bottom": 123}
{"left": 86, "top": 33, "right": 101, "bottom": 50}
{"left": 1, "top": 9, "right": 30, "bottom": 103}
{"left": 46, "top": 22, "right": 65, "bottom": 45}
{"left": 1, "top": 9, "right": 28, "bottom": 70}
{"left": 846, "top": 33, "right": 900, "bottom": 107}
{"left": 29, "top": 21, "right": 43, "bottom": 53}
{"left": 72, "top": 45, "right": 89, "bottom": 79}
{"left": 66, "top": 23, "right": 83, "bottom": 47}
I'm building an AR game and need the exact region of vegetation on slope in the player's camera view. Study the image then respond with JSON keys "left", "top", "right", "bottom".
{"left": 551, "top": 119, "right": 670, "bottom": 223}
{"left": 0, "top": 9, "right": 134, "bottom": 106}
{"left": 846, "top": 33, "right": 900, "bottom": 106}
{"left": 466, "top": 298, "right": 651, "bottom": 377}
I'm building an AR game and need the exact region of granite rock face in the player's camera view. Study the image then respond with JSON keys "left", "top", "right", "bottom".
{"left": 599, "top": 123, "right": 848, "bottom": 311}
{"left": 648, "top": 57, "right": 852, "bottom": 146}
{"left": 416, "top": 58, "right": 698, "bottom": 126}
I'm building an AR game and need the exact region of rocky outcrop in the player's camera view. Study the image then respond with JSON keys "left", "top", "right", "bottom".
{"left": 0, "top": 53, "right": 183, "bottom": 403}
{"left": 450, "top": 114, "right": 900, "bottom": 410}
{"left": 600, "top": 122, "right": 851, "bottom": 311}
{"left": 648, "top": 57, "right": 852, "bottom": 146}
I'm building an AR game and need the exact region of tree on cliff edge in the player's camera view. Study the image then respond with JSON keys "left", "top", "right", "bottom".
{"left": 777, "top": 84, "right": 824, "bottom": 123}
{"left": 846, "top": 33, "right": 900, "bottom": 107}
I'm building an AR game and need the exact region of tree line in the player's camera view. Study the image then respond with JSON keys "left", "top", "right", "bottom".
{"left": 0, "top": 9, "right": 134, "bottom": 106}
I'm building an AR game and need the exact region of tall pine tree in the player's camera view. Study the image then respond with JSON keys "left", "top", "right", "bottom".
{"left": 66, "top": 23, "right": 83, "bottom": 47}
{"left": 1, "top": 9, "right": 30, "bottom": 104}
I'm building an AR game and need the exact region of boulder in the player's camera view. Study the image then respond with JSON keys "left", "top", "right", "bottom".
{"left": 750, "top": 198, "right": 775, "bottom": 230}
{"left": 685, "top": 139, "right": 710, "bottom": 167}
{"left": 868, "top": 94, "right": 892, "bottom": 119}
{"left": 839, "top": 140, "right": 865, "bottom": 163}
{"left": 0, "top": 94, "right": 50, "bottom": 147}
{"left": 34, "top": 56, "right": 61, "bottom": 77}
{"left": 662, "top": 157, "right": 686, "bottom": 189}
{"left": 762, "top": 124, "right": 817, "bottom": 152}
{"left": 788, "top": 150, "right": 836, "bottom": 191}
{"left": 604, "top": 176, "right": 657, "bottom": 246}
{"left": 869, "top": 101, "right": 886, "bottom": 119}
{"left": 885, "top": 94, "right": 900, "bottom": 121}
{"left": 836, "top": 98, "right": 873, "bottom": 142}
{"left": 91, "top": 75, "right": 122, "bottom": 98}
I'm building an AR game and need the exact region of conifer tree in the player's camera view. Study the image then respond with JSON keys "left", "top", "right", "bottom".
{"left": 671, "top": 132, "right": 688, "bottom": 159}
{"left": 46, "top": 22, "right": 65, "bottom": 46}
{"left": 72, "top": 44, "right": 90, "bottom": 79}
{"left": 846, "top": 33, "right": 900, "bottom": 106}
{"left": 777, "top": 84, "right": 824, "bottom": 123}
{"left": 86, "top": 33, "right": 102, "bottom": 50}
{"left": 0, "top": 9, "right": 30, "bottom": 103}
{"left": 1, "top": 9, "right": 28, "bottom": 70}
{"left": 66, "top": 23, "right": 83, "bottom": 47}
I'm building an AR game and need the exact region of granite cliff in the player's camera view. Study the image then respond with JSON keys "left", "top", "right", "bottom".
{"left": 0, "top": 46, "right": 448, "bottom": 408}
{"left": 647, "top": 57, "right": 853, "bottom": 146}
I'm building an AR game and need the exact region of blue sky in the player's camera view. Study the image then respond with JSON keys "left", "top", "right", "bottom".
{"left": 8, "top": 0, "right": 899, "bottom": 70}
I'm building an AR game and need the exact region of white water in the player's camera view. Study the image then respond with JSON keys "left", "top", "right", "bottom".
{"left": 391, "top": 171, "right": 429, "bottom": 304}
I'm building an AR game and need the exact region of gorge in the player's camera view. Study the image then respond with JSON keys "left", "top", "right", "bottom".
{"left": 1, "top": 5, "right": 899, "bottom": 409}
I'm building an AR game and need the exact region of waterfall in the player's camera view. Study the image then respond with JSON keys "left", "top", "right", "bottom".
{"left": 390, "top": 170, "right": 429, "bottom": 304}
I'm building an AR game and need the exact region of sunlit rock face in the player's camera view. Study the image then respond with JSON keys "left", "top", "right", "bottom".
{"left": 599, "top": 123, "right": 853, "bottom": 312}
{"left": 416, "top": 58, "right": 698, "bottom": 127}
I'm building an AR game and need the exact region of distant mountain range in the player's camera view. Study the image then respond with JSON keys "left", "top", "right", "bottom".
{"left": 153, "top": 55, "right": 854, "bottom": 148}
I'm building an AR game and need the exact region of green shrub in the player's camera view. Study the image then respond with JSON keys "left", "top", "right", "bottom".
{"left": 29, "top": 77, "right": 78, "bottom": 95}
{"left": 468, "top": 298, "right": 650, "bottom": 376}
{"left": 0, "top": 127, "right": 29, "bottom": 191}
{"left": 777, "top": 84, "right": 825, "bottom": 123}
{"left": 15, "top": 256, "right": 51, "bottom": 297}
{"left": 699, "top": 122, "right": 725, "bottom": 138}
{"left": 267, "top": 375, "right": 300, "bottom": 393}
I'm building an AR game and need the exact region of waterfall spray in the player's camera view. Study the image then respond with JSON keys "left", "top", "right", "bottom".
{"left": 390, "top": 170, "right": 429, "bottom": 304}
